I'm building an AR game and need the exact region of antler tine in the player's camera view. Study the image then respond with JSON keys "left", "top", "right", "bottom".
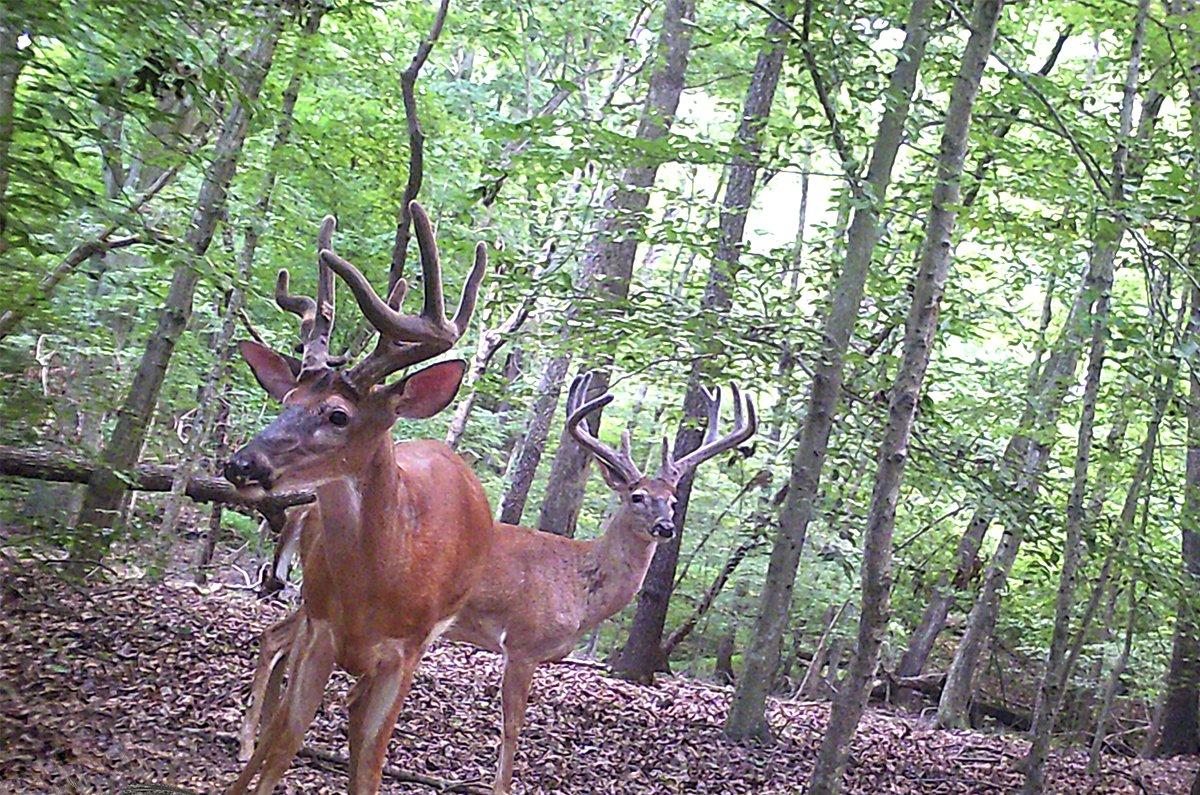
{"left": 274, "top": 270, "right": 316, "bottom": 345}
{"left": 453, "top": 241, "right": 489, "bottom": 334}
{"left": 565, "top": 371, "right": 641, "bottom": 485}
{"left": 301, "top": 216, "right": 338, "bottom": 373}
{"left": 410, "top": 202, "right": 447, "bottom": 325}
{"left": 668, "top": 384, "right": 758, "bottom": 476}
{"left": 320, "top": 249, "right": 438, "bottom": 343}
{"left": 316, "top": 205, "right": 489, "bottom": 391}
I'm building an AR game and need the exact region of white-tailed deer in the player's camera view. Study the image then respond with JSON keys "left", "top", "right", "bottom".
{"left": 223, "top": 203, "right": 492, "bottom": 795}
{"left": 239, "top": 371, "right": 756, "bottom": 793}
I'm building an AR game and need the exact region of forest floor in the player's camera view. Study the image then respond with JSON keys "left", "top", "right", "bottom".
{"left": 1, "top": 564, "right": 1196, "bottom": 795}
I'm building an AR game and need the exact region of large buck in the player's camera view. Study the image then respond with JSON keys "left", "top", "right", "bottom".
{"left": 239, "top": 371, "right": 757, "bottom": 793}
{"left": 223, "top": 203, "right": 491, "bottom": 795}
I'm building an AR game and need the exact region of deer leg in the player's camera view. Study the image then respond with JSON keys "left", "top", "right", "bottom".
{"left": 238, "top": 610, "right": 301, "bottom": 761}
{"left": 345, "top": 644, "right": 422, "bottom": 795}
{"left": 225, "top": 615, "right": 334, "bottom": 795}
{"left": 494, "top": 659, "right": 536, "bottom": 795}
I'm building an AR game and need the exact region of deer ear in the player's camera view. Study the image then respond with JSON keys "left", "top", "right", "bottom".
{"left": 239, "top": 340, "right": 298, "bottom": 401}
{"left": 382, "top": 359, "right": 467, "bottom": 419}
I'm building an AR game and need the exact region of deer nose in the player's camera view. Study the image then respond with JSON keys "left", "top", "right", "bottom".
{"left": 224, "top": 451, "right": 273, "bottom": 489}
{"left": 651, "top": 521, "right": 675, "bottom": 539}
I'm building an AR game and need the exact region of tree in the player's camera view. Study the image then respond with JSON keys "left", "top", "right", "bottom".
{"left": 71, "top": 8, "right": 287, "bottom": 570}
{"left": 724, "top": 0, "right": 934, "bottom": 739}
{"left": 497, "top": 0, "right": 698, "bottom": 526}
{"left": 1150, "top": 0, "right": 1200, "bottom": 753}
{"left": 805, "top": 1, "right": 1004, "bottom": 789}
{"left": 936, "top": 0, "right": 1159, "bottom": 727}
{"left": 610, "top": 0, "right": 797, "bottom": 682}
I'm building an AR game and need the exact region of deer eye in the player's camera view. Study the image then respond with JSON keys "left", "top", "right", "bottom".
{"left": 631, "top": 492, "right": 646, "bottom": 504}
{"left": 328, "top": 409, "right": 350, "bottom": 427}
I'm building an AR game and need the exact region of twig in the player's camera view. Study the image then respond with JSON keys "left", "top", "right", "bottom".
{"left": 739, "top": 0, "right": 864, "bottom": 196}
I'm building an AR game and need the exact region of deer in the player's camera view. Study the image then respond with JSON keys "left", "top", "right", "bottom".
{"left": 223, "top": 202, "right": 494, "bottom": 795}
{"left": 237, "top": 370, "right": 757, "bottom": 793}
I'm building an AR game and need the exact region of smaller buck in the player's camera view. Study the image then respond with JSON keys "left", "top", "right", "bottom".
{"left": 239, "top": 371, "right": 756, "bottom": 793}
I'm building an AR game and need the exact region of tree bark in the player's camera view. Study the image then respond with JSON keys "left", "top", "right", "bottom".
{"left": 899, "top": 82, "right": 1167, "bottom": 687}
{"left": 724, "top": 0, "right": 933, "bottom": 740}
{"left": 1089, "top": 584, "right": 1137, "bottom": 774}
{"left": 807, "top": 1, "right": 1003, "bottom": 790}
{"left": 1149, "top": 0, "right": 1200, "bottom": 758}
{"left": 71, "top": 12, "right": 286, "bottom": 570}
{"left": 661, "top": 535, "right": 761, "bottom": 657}
{"left": 1021, "top": 13, "right": 1147, "bottom": 787}
{"left": 0, "top": 18, "right": 25, "bottom": 253}
{"left": 611, "top": 0, "right": 790, "bottom": 681}
{"left": 498, "top": 0, "right": 697, "bottom": 527}
{"left": 937, "top": 0, "right": 1153, "bottom": 729}
{"left": 0, "top": 445, "right": 311, "bottom": 513}
{"left": 158, "top": 5, "right": 324, "bottom": 550}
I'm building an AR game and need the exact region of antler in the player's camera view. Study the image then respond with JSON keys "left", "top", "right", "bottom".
{"left": 566, "top": 371, "right": 642, "bottom": 485}
{"left": 663, "top": 384, "right": 757, "bottom": 479}
{"left": 274, "top": 215, "right": 337, "bottom": 375}
{"left": 319, "top": 202, "right": 487, "bottom": 391}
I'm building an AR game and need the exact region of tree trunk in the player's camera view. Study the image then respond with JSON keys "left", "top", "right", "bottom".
{"left": 798, "top": 601, "right": 849, "bottom": 699}
{"left": 807, "top": 1, "right": 1003, "bottom": 790}
{"left": 158, "top": 6, "right": 324, "bottom": 552}
{"left": 0, "top": 18, "right": 25, "bottom": 253}
{"left": 937, "top": 0, "right": 1157, "bottom": 729}
{"left": 1088, "top": 584, "right": 1137, "bottom": 774}
{"left": 724, "top": 0, "right": 934, "bottom": 740}
{"left": 1149, "top": 1, "right": 1200, "bottom": 757}
{"left": 661, "top": 535, "right": 760, "bottom": 657}
{"left": 71, "top": 12, "right": 285, "bottom": 571}
{"left": 500, "top": 0, "right": 697, "bottom": 532}
{"left": 611, "top": 0, "right": 791, "bottom": 681}
{"left": 900, "top": 88, "right": 1167, "bottom": 688}
{"left": 1021, "top": 13, "right": 1147, "bottom": 787}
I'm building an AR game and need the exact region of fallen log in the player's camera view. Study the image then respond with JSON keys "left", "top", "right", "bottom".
{"left": 0, "top": 445, "right": 313, "bottom": 515}
{"left": 873, "top": 672, "right": 1032, "bottom": 732}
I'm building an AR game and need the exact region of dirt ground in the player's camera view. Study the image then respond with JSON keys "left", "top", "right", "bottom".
{"left": 1, "top": 564, "right": 1196, "bottom": 794}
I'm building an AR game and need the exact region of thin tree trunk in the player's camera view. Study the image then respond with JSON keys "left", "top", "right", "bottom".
{"left": 1021, "top": 12, "right": 1148, "bottom": 784}
{"left": 798, "top": 601, "right": 849, "bottom": 698}
{"left": 611, "top": 0, "right": 791, "bottom": 682}
{"left": 71, "top": 12, "right": 286, "bottom": 571}
{"left": 192, "top": 393, "right": 231, "bottom": 585}
{"left": 157, "top": 5, "right": 324, "bottom": 551}
{"left": 661, "top": 535, "right": 761, "bottom": 657}
{"left": 724, "top": 0, "right": 934, "bottom": 739}
{"left": 498, "top": 0, "right": 697, "bottom": 527}
{"left": 388, "top": 0, "right": 450, "bottom": 289}
{"left": 0, "top": 18, "right": 25, "bottom": 253}
{"left": 807, "top": 1, "right": 1003, "bottom": 790}
{"left": 936, "top": 7, "right": 1156, "bottom": 728}
{"left": 1150, "top": 0, "right": 1200, "bottom": 757}
{"left": 900, "top": 84, "right": 1167, "bottom": 687}
{"left": 1089, "top": 583, "right": 1137, "bottom": 774}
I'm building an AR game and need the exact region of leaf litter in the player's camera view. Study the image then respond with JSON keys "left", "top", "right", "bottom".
{"left": 1, "top": 566, "right": 1194, "bottom": 794}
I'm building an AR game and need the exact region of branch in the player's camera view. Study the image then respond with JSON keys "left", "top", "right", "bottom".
{"left": 0, "top": 445, "right": 312, "bottom": 514}
{"left": 661, "top": 535, "right": 763, "bottom": 657}
{"left": 0, "top": 230, "right": 174, "bottom": 341}
{"left": 942, "top": 0, "right": 1109, "bottom": 195}
{"left": 390, "top": 0, "right": 452, "bottom": 289}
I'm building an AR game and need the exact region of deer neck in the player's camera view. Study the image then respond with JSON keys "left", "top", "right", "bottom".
{"left": 313, "top": 434, "right": 399, "bottom": 545}
{"left": 581, "top": 508, "right": 658, "bottom": 626}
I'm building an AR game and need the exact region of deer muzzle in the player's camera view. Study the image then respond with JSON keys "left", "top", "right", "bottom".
{"left": 224, "top": 449, "right": 275, "bottom": 491}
